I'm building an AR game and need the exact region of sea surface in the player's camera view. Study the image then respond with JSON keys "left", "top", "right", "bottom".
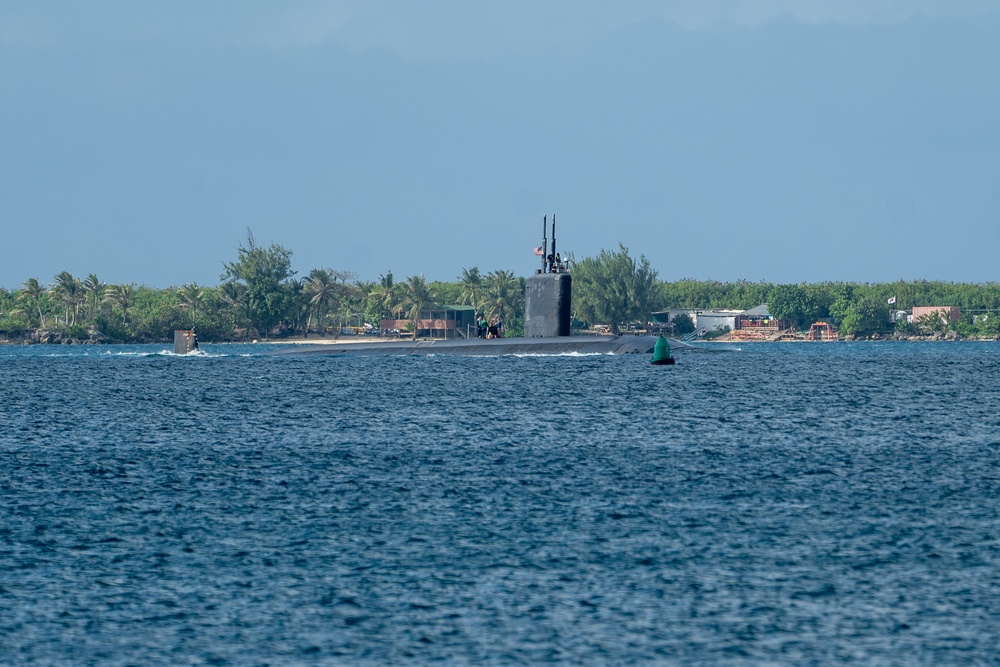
{"left": 1, "top": 341, "right": 998, "bottom": 665}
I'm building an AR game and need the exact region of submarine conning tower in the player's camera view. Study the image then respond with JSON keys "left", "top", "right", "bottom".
{"left": 524, "top": 214, "right": 572, "bottom": 337}
{"left": 174, "top": 329, "right": 198, "bottom": 354}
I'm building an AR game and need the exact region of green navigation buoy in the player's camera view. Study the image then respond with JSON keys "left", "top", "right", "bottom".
{"left": 651, "top": 335, "right": 674, "bottom": 365}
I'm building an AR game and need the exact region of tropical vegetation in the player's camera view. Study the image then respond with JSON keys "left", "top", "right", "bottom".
{"left": 2, "top": 233, "right": 1000, "bottom": 343}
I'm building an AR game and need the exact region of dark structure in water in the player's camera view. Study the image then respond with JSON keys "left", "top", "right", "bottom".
{"left": 524, "top": 272, "right": 572, "bottom": 337}
{"left": 525, "top": 214, "right": 572, "bottom": 337}
{"left": 173, "top": 329, "right": 199, "bottom": 354}
{"left": 287, "top": 335, "right": 661, "bottom": 357}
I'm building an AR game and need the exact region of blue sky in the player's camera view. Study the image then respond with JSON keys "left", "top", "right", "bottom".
{"left": 2, "top": 1, "right": 998, "bottom": 288}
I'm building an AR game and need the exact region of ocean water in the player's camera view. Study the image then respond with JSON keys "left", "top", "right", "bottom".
{"left": 1, "top": 342, "right": 998, "bottom": 665}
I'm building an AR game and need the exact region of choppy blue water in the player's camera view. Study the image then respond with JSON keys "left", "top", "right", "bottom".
{"left": 2, "top": 342, "right": 999, "bottom": 665}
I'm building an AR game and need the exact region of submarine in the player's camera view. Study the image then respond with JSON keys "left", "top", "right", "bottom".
{"left": 282, "top": 333, "right": 668, "bottom": 357}
{"left": 277, "top": 215, "right": 686, "bottom": 358}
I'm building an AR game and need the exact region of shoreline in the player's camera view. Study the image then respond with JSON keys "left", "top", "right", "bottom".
{"left": 4, "top": 334, "right": 1000, "bottom": 346}
{"left": 703, "top": 333, "right": 1000, "bottom": 343}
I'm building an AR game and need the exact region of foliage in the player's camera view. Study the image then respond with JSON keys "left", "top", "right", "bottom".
{"left": 51, "top": 271, "right": 83, "bottom": 326}
{"left": 482, "top": 270, "right": 523, "bottom": 326}
{"left": 654, "top": 279, "right": 769, "bottom": 311}
{"left": 976, "top": 314, "right": 1000, "bottom": 336}
{"left": 767, "top": 284, "right": 824, "bottom": 330}
{"left": 367, "top": 271, "right": 401, "bottom": 326}
{"left": 399, "top": 275, "right": 437, "bottom": 339}
{"left": 83, "top": 274, "right": 106, "bottom": 320}
{"left": 914, "top": 311, "right": 948, "bottom": 333}
{"left": 458, "top": 267, "right": 485, "bottom": 312}
{"left": 0, "top": 286, "right": 30, "bottom": 333}
{"left": 19, "top": 278, "right": 47, "bottom": 327}
{"left": 429, "top": 281, "right": 462, "bottom": 307}
{"left": 221, "top": 232, "right": 296, "bottom": 338}
{"left": 572, "top": 244, "right": 656, "bottom": 333}
{"left": 105, "top": 283, "right": 135, "bottom": 326}
{"left": 837, "top": 295, "right": 891, "bottom": 337}
{"left": 302, "top": 268, "right": 359, "bottom": 336}
{"left": 5, "top": 235, "right": 1000, "bottom": 344}
{"left": 672, "top": 313, "right": 695, "bottom": 335}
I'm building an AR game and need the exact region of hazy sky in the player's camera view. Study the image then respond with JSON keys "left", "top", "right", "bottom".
{"left": 2, "top": 1, "right": 998, "bottom": 288}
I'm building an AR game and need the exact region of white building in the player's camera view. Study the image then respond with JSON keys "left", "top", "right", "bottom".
{"left": 692, "top": 309, "right": 744, "bottom": 333}
{"left": 653, "top": 308, "right": 745, "bottom": 333}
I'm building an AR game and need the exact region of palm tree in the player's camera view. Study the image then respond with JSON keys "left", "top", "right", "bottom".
{"left": 459, "top": 266, "right": 484, "bottom": 312}
{"left": 372, "top": 271, "right": 400, "bottom": 323}
{"left": 18, "top": 278, "right": 46, "bottom": 327}
{"left": 354, "top": 280, "right": 377, "bottom": 327}
{"left": 287, "top": 278, "right": 309, "bottom": 335}
{"left": 483, "top": 270, "right": 520, "bottom": 324}
{"left": 105, "top": 283, "right": 135, "bottom": 325}
{"left": 178, "top": 283, "right": 205, "bottom": 327}
{"left": 52, "top": 271, "right": 83, "bottom": 325}
{"left": 82, "top": 274, "right": 106, "bottom": 320}
{"left": 399, "top": 275, "right": 436, "bottom": 339}
{"left": 217, "top": 281, "right": 248, "bottom": 333}
{"left": 304, "top": 269, "right": 337, "bottom": 336}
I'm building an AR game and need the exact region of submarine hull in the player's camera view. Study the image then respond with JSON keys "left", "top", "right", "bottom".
{"left": 275, "top": 335, "right": 682, "bottom": 357}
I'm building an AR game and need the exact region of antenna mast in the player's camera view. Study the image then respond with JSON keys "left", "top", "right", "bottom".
{"left": 551, "top": 214, "right": 556, "bottom": 268}
{"left": 541, "top": 215, "right": 548, "bottom": 273}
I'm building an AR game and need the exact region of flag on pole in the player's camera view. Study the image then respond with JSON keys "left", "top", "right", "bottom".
{"left": 533, "top": 246, "right": 544, "bottom": 256}
{"left": 887, "top": 296, "right": 896, "bottom": 305}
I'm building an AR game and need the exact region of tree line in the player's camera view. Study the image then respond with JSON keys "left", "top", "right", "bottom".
{"left": 653, "top": 278, "right": 1000, "bottom": 337}
{"left": 568, "top": 245, "right": 1000, "bottom": 337}
{"left": 2, "top": 235, "right": 999, "bottom": 342}
{"left": 0, "top": 234, "right": 528, "bottom": 342}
